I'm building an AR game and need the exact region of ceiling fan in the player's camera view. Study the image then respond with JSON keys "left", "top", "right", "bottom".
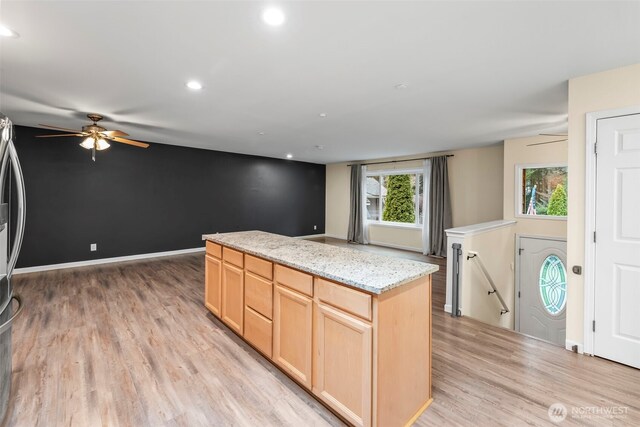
{"left": 37, "top": 114, "right": 149, "bottom": 161}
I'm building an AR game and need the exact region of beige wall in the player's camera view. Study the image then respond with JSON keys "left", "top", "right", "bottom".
{"left": 325, "top": 162, "right": 351, "bottom": 240}
{"left": 462, "top": 224, "right": 516, "bottom": 329}
{"left": 566, "top": 63, "right": 640, "bottom": 347}
{"left": 503, "top": 135, "right": 568, "bottom": 239}
{"left": 450, "top": 145, "right": 505, "bottom": 229}
{"left": 455, "top": 135, "right": 568, "bottom": 331}
{"left": 325, "top": 146, "right": 504, "bottom": 251}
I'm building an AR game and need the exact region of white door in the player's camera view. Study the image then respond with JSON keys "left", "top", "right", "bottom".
{"left": 517, "top": 237, "right": 567, "bottom": 346}
{"left": 594, "top": 114, "right": 640, "bottom": 369}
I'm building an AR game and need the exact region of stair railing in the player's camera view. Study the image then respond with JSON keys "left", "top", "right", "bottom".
{"left": 466, "top": 251, "right": 509, "bottom": 316}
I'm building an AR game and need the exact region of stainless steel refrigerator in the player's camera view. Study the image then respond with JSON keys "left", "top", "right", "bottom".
{"left": 0, "top": 114, "right": 26, "bottom": 424}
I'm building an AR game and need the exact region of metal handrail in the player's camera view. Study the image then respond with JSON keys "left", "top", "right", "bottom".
{"left": 467, "top": 251, "right": 509, "bottom": 315}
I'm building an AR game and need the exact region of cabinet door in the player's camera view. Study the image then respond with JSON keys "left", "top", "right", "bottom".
{"left": 245, "top": 272, "right": 273, "bottom": 319}
{"left": 244, "top": 306, "right": 273, "bottom": 358}
{"left": 221, "top": 262, "right": 244, "bottom": 335}
{"left": 314, "top": 302, "right": 372, "bottom": 427}
{"left": 273, "top": 284, "right": 313, "bottom": 389}
{"left": 205, "top": 255, "right": 222, "bottom": 317}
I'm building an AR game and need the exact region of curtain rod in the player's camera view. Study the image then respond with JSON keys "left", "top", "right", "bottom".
{"left": 347, "top": 154, "right": 454, "bottom": 167}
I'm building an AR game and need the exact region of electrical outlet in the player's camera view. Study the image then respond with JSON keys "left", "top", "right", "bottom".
{"left": 313, "top": 225, "right": 317, "bottom": 230}
{"left": 90, "top": 243, "right": 97, "bottom": 252}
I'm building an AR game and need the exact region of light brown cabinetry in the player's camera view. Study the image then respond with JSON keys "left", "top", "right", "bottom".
{"left": 313, "top": 300, "right": 372, "bottom": 427}
{"left": 245, "top": 254, "right": 273, "bottom": 281}
{"left": 244, "top": 306, "right": 273, "bottom": 357}
{"left": 221, "top": 263, "right": 244, "bottom": 334}
{"left": 273, "top": 269, "right": 313, "bottom": 389}
{"left": 204, "top": 241, "right": 433, "bottom": 427}
{"left": 221, "top": 248, "right": 244, "bottom": 334}
{"left": 205, "top": 242, "right": 223, "bottom": 316}
{"left": 245, "top": 272, "right": 273, "bottom": 319}
{"left": 243, "top": 255, "right": 274, "bottom": 357}
{"left": 206, "top": 241, "right": 222, "bottom": 258}
{"left": 204, "top": 255, "right": 222, "bottom": 316}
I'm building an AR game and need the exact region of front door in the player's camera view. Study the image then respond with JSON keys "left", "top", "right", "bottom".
{"left": 518, "top": 237, "right": 567, "bottom": 346}
{"left": 594, "top": 114, "right": 640, "bottom": 369}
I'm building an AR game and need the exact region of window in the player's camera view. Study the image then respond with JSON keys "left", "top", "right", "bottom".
{"left": 516, "top": 164, "right": 568, "bottom": 218}
{"left": 539, "top": 255, "right": 567, "bottom": 315}
{"left": 366, "top": 169, "right": 424, "bottom": 227}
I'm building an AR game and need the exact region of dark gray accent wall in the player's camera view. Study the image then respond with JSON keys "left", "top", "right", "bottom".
{"left": 12, "top": 125, "right": 325, "bottom": 268}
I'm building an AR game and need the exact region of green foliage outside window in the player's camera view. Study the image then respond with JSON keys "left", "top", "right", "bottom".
{"left": 547, "top": 184, "right": 568, "bottom": 216}
{"left": 382, "top": 174, "right": 415, "bottom": 223}
{"left": 522, "top": 166, "right": 568, "bottom": 216}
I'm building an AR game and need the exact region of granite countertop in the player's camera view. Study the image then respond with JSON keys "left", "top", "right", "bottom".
{"left": 202, "top": 231, "right": 439, "bottom": 294}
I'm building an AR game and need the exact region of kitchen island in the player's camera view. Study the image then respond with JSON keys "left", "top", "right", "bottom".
{"left": 202, "top": 231, "right": 438, "bottom": 427}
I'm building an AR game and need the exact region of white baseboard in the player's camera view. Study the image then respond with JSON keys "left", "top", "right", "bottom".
{"left": 368, "top": 240, "right": 422, "bottom": 253}
{"left": 14, "top": 247, "right": 206, "bottom": 275}
{"left": 565, "top": 340, "right": 585, "bottom": 354}
{"left": 444, "top": 304, "right": 452, "bottom": 313}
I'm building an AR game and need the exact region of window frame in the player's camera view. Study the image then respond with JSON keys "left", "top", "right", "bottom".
{"left": 365, "top": 167, "right": 424, "bottom": 228}
{"left": 515, "top": 162, "right": 568, "bottom": 221}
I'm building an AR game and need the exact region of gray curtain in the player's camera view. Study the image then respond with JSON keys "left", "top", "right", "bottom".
{"left": 428, "top": 156, "right": 452, "bottom": 257}
{"left": 347, "top": 164, "right": 366, "bottom": 244}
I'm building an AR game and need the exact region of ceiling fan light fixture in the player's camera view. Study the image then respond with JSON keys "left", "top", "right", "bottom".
{"left": 40, "top": 113, "right": 148, "bottom": 161}
{"left": 80, "top": 137, "right": 95, "bottom": 149}
{"left": 96, "top": 139, "right": 110, "bottom": 151}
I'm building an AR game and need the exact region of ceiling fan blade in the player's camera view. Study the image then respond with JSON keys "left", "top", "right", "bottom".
{"left": 101, "top": 130, "right": 129, "bottom": 138}
{"left": 36, "top": 133, "right": 86, "bottom": 138}
{"left": 527, "top": 139, "right": 567, "bottom": 147}
{"left": 38, "top": 124, "right": 84, "bottom": 133}
{"left": 110, "top": 136, "right": 150, "bottom": 148}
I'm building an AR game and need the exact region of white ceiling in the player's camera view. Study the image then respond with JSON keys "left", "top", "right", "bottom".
{"left": 1, "top": 1, "right": 639, "bottom": 164}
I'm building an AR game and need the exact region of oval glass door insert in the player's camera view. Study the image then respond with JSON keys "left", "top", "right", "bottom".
{"left": 539, "top": 255, "right": 567, "bottom": 315}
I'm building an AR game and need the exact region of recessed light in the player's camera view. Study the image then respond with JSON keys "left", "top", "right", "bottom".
{"left": 0, "top": 24, "right": 19, "bottom": 38}
{"left": 315, "top": 145, "right": 324, "bottom": 150}
{"left": 262, "top": 7, "right": 286, "bottom": 26}
{"left": 319, "top": 113, "right": 327, "bottom": 118}
{"left": 258, "top": 132, "right": 265, "bottom": 135}
{"left": 394, "top": 83, "right": 408, "bottom": 90}
{"left": 286, "top": 153, "right": 293, "bottom": 159}
{"left": 186, "top": 81, "right": 203, "bottom": 90}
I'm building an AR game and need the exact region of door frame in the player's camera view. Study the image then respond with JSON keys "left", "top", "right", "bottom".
{"left": 515, "top": 234, "right": 567, "bottom": 333}
{"left": 584, "top": 105, "right": 640, "bottom": 356}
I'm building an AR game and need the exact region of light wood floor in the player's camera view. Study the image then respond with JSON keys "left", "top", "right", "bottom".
{"left": 3, "top": 240, "right": 640, "bottom": 426}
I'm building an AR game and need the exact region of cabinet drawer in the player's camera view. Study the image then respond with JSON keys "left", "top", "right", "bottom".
{"left": 245, "top": 272, "right": 273, "bottom": 319}
{"left": 206, "top": 241, "right": 222, "bottom": 258}
{"left": 246, "top": 254, "right": 273, "bottom": 280}
{"left": 316, "top": 278, "right": 372, "bottom": 322}
{"left": 275, "top": 264, "right": 313, "bottom": 297}
{"left": 223, "top": 247, "right": 244, "bottom": 268}
{"left": 244, "top": 307, "right": 272, "bottom": 358}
